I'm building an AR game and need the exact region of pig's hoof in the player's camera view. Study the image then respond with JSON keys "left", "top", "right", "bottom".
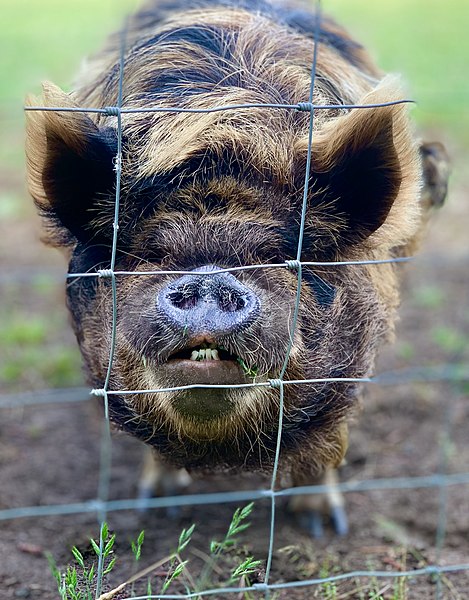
{"left": 299, "top": 505, "right": 348, "bottom": 538}
{"left": 291, "top": 465, "right": 349, "bottom": 537}
{"left": 300, "top": 510, "right": 324, "bottom": 538}
{"left": 330, "top": 504, "right": 348, "bottom": 536}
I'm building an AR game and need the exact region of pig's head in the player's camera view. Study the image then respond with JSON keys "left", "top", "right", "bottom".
{"left": 25, "top": 18, "right": 425, "bottom": 473}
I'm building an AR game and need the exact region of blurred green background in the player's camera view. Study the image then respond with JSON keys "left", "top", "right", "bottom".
{"left": 0, "top": 0, "right": 467, "bottom": 391}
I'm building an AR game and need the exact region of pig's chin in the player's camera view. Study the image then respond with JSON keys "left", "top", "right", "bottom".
{"left": 163, "top": 359, "right": 248, "bottom": 419}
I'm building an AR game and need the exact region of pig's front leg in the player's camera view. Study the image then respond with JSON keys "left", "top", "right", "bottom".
{"left": 138, "top": 446, "right": 191, "bottom": 516}
{"left": 289, "top": 422, "right": 349, "bottom": 537}
{"left": 289, "top": 466, "right": 348, "bottom": 538}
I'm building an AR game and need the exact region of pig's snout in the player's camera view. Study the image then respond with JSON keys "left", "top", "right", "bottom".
{"left": 157, "top": 265, "right": 260, "bottom": 336}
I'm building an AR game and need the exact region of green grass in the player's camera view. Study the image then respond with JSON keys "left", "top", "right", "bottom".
{"left": 1, "top": 0, "right": 135, "bottom": 101}
{"left": 0, "top": 280, "right": 82, "bottom": 391}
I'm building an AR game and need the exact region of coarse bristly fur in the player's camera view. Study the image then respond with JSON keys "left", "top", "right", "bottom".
{"left": 25, "top": 0, "right": 448, "bottom": 497}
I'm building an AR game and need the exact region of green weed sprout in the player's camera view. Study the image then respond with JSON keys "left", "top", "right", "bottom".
{"left": 161, "top": 523, "right": 196, "bottom": 593}
{"left": 229, "top": 556, "right": 263, "bottom": 585}
{"left": 48, "top": 506, "right": 262, "bottom": 599}
{"left": 236, "top": 357, "right": 258, "bottom": 379}
{"left": 210, "top": 502, "right": 255, "bottom": 553}
{"left": 130, "top": 530, "right": 145, "bottom": 595}
{"left": 131, "top": 529, "right": 145, "bottom": 562}
{"left": 47, "top": 522, "right": 116, "bottom": 600}
{"left": 318, "top": 559, "right": 338, "bottom": 600}
{"left": 198, "top": 502, "right": 261, "bottom": 591}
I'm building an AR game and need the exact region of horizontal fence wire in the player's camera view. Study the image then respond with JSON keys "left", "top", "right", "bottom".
{"left": 5, "top": 0, "right": 468, "bottom": 597}
{"left": 76, "top": 563, "right": 469, "bottom": 600}
{"left": 24, "top": 98, "right": 415, "bottom": 115}
{"left": 2, "top": 473, "right": 469, "bottom": 522}
{"left": 3, "top": 252, "right": 469, "bottom": 284}
{"left": 1, "top": 362, "right": 469, "bottom": 408}
{"left": 66, "top": 256, "right": 413, "bottom": 279}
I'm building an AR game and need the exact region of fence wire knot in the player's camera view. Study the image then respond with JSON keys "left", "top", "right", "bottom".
{"left": 252, "top": 583, "right": 268, "bottom": 592}
{"left": 285, "top": 259, "right": 301, "bottom": 272}
{"left": 112, "top": 156, "right": 122, "bottom": 173}
{"left": 90, "top": 388, "right": 107, "bottom": 398}
{"left": 104, "top": 106, "right": 119, "bottom": 116}
{"left": 97, "top": 269, "right": 114, "bottom": 278}
{"left": 297, "top": 101, "right": 314, "bottom": 112}
{"left": 269, "top": 379, "right": 283, "bottom": 389}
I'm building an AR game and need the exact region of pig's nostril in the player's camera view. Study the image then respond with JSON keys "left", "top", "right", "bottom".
{"left": 167, "top": 286, "right": 248, "bottom": 313}
{"left": 167, "top": 290, "right": 199, "bottom": 310}
{"left": 217, "top": 290, "right": 247, "bottom": 313}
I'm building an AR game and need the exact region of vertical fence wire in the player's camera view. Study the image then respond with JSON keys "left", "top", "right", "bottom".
{"left": 264, "top": 6, "right": 322, "bottom": 595}
{"left": 93, "top": 16, "right": 128, "bottom": 599}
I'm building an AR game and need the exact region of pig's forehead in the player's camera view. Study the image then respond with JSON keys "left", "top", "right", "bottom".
{"left": 79, "top": 6, "right": 378, "bottom": 124}
{"left": 114, "top": 5, "right": 378, "bottom": 91}
{"left": 74, "top": 6, "right": 381, "bottom": 183}
{"left": 117, "top": 23, "right": 373, "bottom": 110}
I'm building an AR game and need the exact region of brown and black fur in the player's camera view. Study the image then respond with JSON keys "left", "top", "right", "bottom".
{"left": 25, "top": 0, "right": 447, "bottom": 511}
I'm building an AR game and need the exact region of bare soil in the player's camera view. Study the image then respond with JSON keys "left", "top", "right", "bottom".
{"left": 0, "top": 178, "right": 468, "bottom": 598}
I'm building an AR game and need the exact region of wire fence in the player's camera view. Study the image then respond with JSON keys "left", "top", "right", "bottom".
{"left": 3, "top": 0, "right": 469, "bottom": 598}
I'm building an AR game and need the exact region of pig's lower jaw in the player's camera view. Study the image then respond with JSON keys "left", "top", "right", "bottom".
{"left": 162, "top": 358, "right": 260, "bottom": 421}
{"left": 124, "top": 359, "right": 273, "bottom": 441}
{"left": 107, "top": 376, "right": 353, "bottom": 470}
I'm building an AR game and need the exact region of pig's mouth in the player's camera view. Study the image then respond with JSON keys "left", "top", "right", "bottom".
{"left": 169, "top": 344, "right": 234, "bottom": 362}
{"left": 164, "top": 342, "right": 254, "bottom": 384}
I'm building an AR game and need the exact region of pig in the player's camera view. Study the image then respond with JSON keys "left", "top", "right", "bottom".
{"left": 25, "top": 0, "right": 448, "bottom": 535}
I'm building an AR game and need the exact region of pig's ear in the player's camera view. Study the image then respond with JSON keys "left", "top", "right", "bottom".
{"left": 306, "top": 78, "right": 421, "bottom": 250}
{"left": 25, "top": 82, "right": 117, "bottom": 247}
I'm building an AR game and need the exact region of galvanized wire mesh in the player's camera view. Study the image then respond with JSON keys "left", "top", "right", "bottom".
{"left": 3, "top": 0, "right": 469, "bottom": 598}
